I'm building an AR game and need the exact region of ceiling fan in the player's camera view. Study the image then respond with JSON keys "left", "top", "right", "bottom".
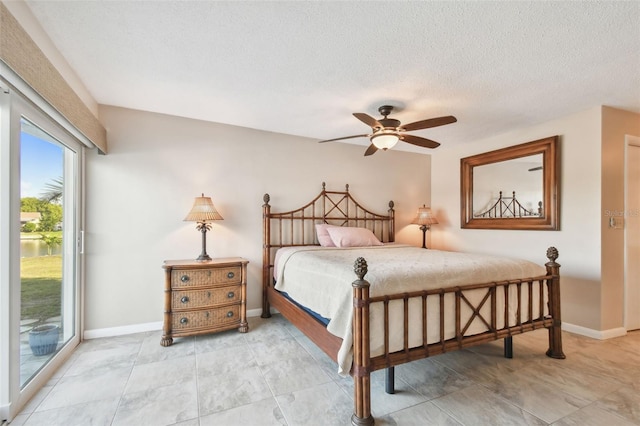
{"left": 319, "top": 105, "right": 457, "bottom": 156}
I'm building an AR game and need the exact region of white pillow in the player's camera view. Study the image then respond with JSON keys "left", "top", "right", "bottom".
{"left": 325, "top": 226, "right": 383, "bottom": 248}
{"left": 315, "top": 223, "right": 338, "bottom": 247}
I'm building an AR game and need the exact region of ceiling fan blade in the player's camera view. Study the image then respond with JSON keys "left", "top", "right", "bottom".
{"left": 318, "top": 134, "right": 369, "bottom": 143}
{"left": 364, "top": 144, "right": 378, "bottom": 156}
{"left": 400, "top": 134, "right": 441, "bottom": 149}
{"left": 401, "top": 115, "right": 457, "bottom": 131}
{"left": 353, "top": 113, "right": 382, "bottom": 129}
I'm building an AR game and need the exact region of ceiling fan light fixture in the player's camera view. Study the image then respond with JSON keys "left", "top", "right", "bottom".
{"left": 318, "top": 106, "right": 455, "bottom": 155}
{"left": 371, "top": 130, "right": 399, "bottom": 150}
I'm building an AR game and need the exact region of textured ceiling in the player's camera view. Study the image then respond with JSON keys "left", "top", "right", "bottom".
{"left": 24, "top": 1, "right": 640, "bottom": 152}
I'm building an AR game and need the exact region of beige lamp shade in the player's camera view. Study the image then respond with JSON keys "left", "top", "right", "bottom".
{"left": 411, "top": 205, "right": 438, "bottom": 226}
{"left": 184, "top": 194, "right": 223, "bottom": 222}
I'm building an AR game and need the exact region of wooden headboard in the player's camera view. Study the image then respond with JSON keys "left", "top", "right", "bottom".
{"left": 262, "top": 182, "right": 395, "bottom": 288}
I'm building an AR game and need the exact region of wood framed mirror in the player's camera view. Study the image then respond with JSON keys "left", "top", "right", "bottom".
{"left": 461, "top": 136, "right": 559, "bottom": 230}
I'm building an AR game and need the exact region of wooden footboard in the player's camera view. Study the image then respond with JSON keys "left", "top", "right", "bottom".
{"left": 350, "top": 247, "right": 564, "bottom": 425}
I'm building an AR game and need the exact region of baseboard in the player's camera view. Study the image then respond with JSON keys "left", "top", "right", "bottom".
{"left": 562, "top": 322, "right": 627, "bottom": 340}
{"left": 246, "top": 307, "right": 264, "bottom": 318}
{"left": 83, "top": 321, "right": 163, "bottom": 340}
{"left": 78, "top": 317, "right": 631, "bottom": 342}
{"left": 1, "top": 403, "right": 9, "bottom": 425}
{"left": 83, "top": 309, "right": 269, "bottom": 340}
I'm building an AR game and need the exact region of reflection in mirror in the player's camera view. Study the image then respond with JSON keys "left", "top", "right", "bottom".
{"left": 473, "top": 154, "right": 543, "bottom": 218}
{"left": 461, "top": 136, "right": 559, "bottom": 230}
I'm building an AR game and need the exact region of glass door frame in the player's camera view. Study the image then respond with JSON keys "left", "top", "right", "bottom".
{"left": 0, "top": 84, "right": 84, "bottom": 421}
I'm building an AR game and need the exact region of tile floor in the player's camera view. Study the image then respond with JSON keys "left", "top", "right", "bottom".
{"left": 8, "top": 314, "right": 640, "bottom": 426}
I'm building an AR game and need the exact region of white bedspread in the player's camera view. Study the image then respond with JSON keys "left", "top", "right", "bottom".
{"left": 274, "top": 245, "right": 547, "bottom": 375}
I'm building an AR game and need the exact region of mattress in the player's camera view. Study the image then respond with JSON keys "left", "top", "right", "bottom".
{"left": 274, "top": 244, "right": 548, "bottom": 374}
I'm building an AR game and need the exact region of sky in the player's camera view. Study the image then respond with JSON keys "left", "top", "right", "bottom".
{"left": 20, "top": 130, "right": 63, "bottom": 199}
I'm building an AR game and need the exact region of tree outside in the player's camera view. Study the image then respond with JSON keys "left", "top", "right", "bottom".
{"left": 20, "top": 177, "right": 63, "bottom": 232}
{"left": 38, "top": 203, "right": 62, "bottom": 232}
{"left": 21, "top": 197, "right": 44, "bottom": 212}
{"left": 40, "top": 176, "right": 63, "bottom": 204}
{"left": 22, "top": 222, "right": 37, "bottom": 233}
{"left": 39, "top": 233, "right": 62, "bottom": 256}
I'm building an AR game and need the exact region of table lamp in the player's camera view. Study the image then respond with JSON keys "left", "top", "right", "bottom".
{"left": 184, "top": 194, "right": 223, "bottom": 261}
{"left": 411, "top": 205, "right": 438, "bottom": 249}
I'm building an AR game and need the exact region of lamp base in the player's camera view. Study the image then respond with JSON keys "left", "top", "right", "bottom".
{"left": 196, "top": 223, "right": 212, "bottom": 261}
{"left": 420, "top": 225, "right": 429, "bottom": 249}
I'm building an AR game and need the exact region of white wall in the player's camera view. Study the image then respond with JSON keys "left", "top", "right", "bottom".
{"left": 432, "top": 107, "right": 603, "bottom": 330}
{"left": 85, "top": 106, "right": 431, "bottom": 331}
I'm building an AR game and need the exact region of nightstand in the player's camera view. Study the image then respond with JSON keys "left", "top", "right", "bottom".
{"left": 160, "top": 257, "right": 249, "bottom": 346}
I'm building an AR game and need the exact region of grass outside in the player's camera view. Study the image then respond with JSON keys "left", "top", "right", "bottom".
{"left": 20, "top": 230, "right": 62, "bottom": 240}
{"left": 21, "top": 255, "right": 62, "bottom": 324}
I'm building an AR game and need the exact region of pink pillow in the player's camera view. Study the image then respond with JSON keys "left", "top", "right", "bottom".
{"left": 326, "top": 226, "right": 383, "bottom": 248}
{"left": 315, "top": 224, "right": 337, "bottom": 247}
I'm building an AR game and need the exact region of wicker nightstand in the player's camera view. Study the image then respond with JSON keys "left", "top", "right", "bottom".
{"left": 160, "top": 257, "right": 249, "bottom": 346}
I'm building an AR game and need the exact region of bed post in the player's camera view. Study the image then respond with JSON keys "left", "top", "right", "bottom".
{"left": 262, "top": 194, "right": 272, "bottom": 318}
{"left": 388, "top": 201, "right": 395, "bottom": 243}
{"left": 545, "top": 247, "right": 565, "bottom": 359}
{"left": 351, "top": 257, "right": 374, "bottom": 426}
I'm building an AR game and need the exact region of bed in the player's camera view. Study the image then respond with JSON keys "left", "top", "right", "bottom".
{"left": 261, "top": 183, "right": 565, "bottom": 425}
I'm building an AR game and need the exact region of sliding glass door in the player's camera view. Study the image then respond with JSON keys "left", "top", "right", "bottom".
{"left": 19, "top": 117, "right": 78, "bottom": 387}
{"left": 0, "top": 85, "right": 83, "bottom": 421}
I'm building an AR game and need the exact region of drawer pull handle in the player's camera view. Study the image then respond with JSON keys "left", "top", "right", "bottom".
{"left": 227, "top": 272, "right": 235, "bottom": 279}
{"left": 180, "top": 296, "right": 189, "bottom": 303}
{"left": 180, "top": 317, "right": 188, "bottom": 324}
{"left": 226, "top": 311, "right": 234, "bottom": 318}
{"left": 227, "top": 291, "right": 235, "bottom": 299}
{"left": 180, "top": 275, "right": 190, "bottom": 283}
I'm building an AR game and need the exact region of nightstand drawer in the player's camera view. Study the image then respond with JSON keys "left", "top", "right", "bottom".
{"left": 171, "top": 305, "right": 240, "bottom": 331}
{"left": 171, "top": 266, "right": 241, "bottom": 289}
{"left": 172, "top": 285, "right": 241, "bottom": 309}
